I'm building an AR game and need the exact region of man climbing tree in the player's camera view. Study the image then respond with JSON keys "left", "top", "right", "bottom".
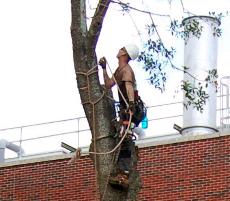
{"left": 71, "top": 0, "right": 223, "bottom": 200}
{"left": 71, "top": 1, "right": 142, "bottom": 200}
{"left": 98, "top": 44, "right": 146, "bottom": 190}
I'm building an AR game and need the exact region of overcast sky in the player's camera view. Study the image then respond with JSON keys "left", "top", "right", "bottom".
{"left": 0, "top": 0, "right": 230, "bottom": 158}
{"left": 0, "top": 0, "right": 229, "bottom": 130}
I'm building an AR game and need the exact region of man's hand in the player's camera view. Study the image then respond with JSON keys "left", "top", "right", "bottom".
{"left": 99, "top": 57, "right": 106, "bottom": 69}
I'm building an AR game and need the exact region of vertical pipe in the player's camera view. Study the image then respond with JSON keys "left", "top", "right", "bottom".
{"left": 182, "top": 16, "right": 220, "bottom": 135}
{"left": 77, "top": 118, "right": 80, "bottom": 148}
{"left": 0, "top": 148, "right": 5, "bottom": 163}
{"left": 220, "top": 80, "right": 224, "bottom": 132}
{"left": 0, "top": 139, "right": 6, "bottom": 162}
{"left": 19, "top": 127, "right": 23, "bottom": 157}
{"left": 0, "top": 139, "right": 25, "bottom": 162}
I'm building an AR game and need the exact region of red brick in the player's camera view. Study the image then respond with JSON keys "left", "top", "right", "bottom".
{"left": 0, "top": 136, "right": 229, "bottom": 200}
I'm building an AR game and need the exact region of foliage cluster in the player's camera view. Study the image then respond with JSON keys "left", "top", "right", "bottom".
{"left": 112, "top": 0, "right": 227, "bottom": 111}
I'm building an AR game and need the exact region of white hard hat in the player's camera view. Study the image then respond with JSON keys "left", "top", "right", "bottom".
{"left": 124, "top": 44, "right": 139, "bottom": 60}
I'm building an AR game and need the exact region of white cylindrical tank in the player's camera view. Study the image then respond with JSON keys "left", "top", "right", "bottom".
{"left": 182, "top": 16, "right": 220, "bottom": 135}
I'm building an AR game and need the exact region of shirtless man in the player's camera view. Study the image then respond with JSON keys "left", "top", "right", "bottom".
{"left": 99, "top": 44, "right": 139, "bottom": 122}
{"left": 99, "top": 44, "right": 139, "bottom": 189}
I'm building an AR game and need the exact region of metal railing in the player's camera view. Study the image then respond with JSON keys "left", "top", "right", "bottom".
{"left": 0, "top": 116, "right": 91, "bottom": 159}
{"left": 0, "top": 93, "right": 229, "bottom": 160}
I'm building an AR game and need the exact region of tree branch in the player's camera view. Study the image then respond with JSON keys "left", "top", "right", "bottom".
{"left": 179, "top": 0, "right": 196, "bottom": 16}
{"left": 111, "top": 0, "right": 171, "bottom": 17}
{"left": 147, "top": 13, "right": 203, "bottom": 82}
{"left": 110, "top": 0, "right": 197, "bottom": 74}
{"left": 87, "top": 0, "right": 111, "bottom": 49}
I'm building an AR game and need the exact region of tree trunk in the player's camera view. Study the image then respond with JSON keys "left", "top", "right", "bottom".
{"left": 71, "top": 1, "right": 141, "bottom": 200}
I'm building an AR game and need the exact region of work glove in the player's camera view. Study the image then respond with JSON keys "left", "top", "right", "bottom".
{"left": 99, "top": 57, "right": 106, "bottom": 69}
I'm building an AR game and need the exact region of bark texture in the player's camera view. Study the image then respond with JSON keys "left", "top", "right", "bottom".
{"left": 71, "top": 1, "right": 141, "bottom": 200}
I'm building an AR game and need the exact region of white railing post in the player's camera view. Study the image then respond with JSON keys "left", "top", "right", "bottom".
{"left": 77, "top": 118, "right": 80, "bottom": 148}
{"left": 19, "top": 127, "right": 23, "bottom": 158}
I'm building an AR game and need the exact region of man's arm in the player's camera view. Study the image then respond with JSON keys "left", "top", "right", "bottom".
{"left": 125, "top": 81, "right": 135, "bottom": 102}
{"left": 125, "top": 81, "right": 136, "bottom": 114}
{"left": 122, "top": 66, "right": 135, "bottom": 102}
{"left": 122, "top": 66, "right": 135, "bottom": 112}
{"left": 99, "top": 57, "right": 115, "bottom": 88}
{"left": 103, "top": 69, "right": 115, "bottom": 88}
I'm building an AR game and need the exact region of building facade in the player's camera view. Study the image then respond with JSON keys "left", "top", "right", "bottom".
{"left": 0, "top": 133, "right": 229, "bottom": 201}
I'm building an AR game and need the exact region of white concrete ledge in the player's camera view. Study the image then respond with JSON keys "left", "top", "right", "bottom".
{"left": 136, "top": 131, "right": 229, "bottom": 148}
{"left": 0, "top": 131, "right": 229, "bottom": 168}
{"left": 0, "top": 147, "right": 89, "bottom": 168}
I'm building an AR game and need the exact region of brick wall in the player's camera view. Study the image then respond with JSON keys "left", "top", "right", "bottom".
{"left": 0, "top": 135, "right": 229, "bottom": 201}
{"left": 138, "top": 135, "right": 229, "bottom": 201}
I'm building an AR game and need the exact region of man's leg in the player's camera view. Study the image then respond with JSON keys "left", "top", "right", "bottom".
{"left": 117, "top": 138, "right": 132, "bottom": 174}
{"left": 109, "top": 107, "right": 133, "bottom": 189}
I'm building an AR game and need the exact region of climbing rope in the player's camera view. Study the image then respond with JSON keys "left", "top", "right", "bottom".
{"left": 72, "top": 60, "right": 133, "bottom": 200}
{"left": 74, "top": 61, "right": 133, "bottom": 156}
{"left": 106, "top": 61, "right": 129, "bottom": 109}
{"left": 88, "top": 112, "right": 132, "bottom": 155}
{"left": 75, "top": 64, "right": 103, "bottom": 200}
